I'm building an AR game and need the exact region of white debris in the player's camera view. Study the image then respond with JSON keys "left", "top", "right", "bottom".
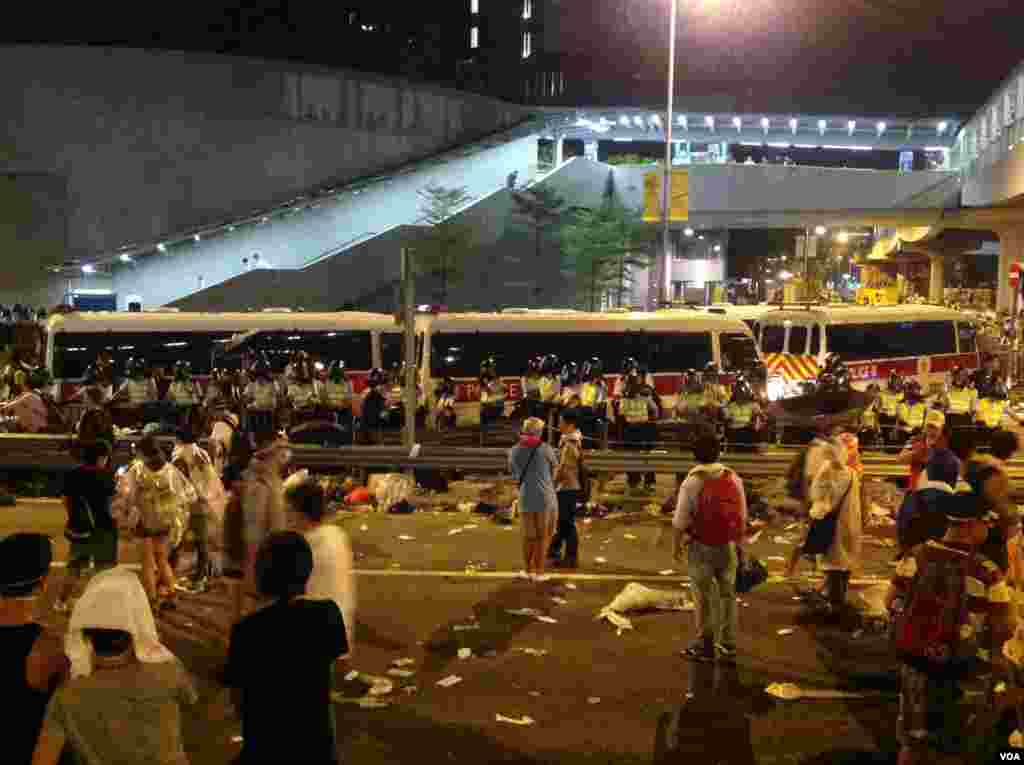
{"left": 360, "top": 524, "right": 369, "bottom": 532}
{"left": 623, "top": 534, "right": 638, "bottom": 540}
{"left": 453, "top": 624, "right": 480, "bottom": 631}
{"left": 392, "top": 658, "right": 416, "bottom": 667}
{"left": 596, "top": 582, "right": 693, "bottom": 632}
{"left": 507, "top": 608, "right": 541, "bottom": 617}
{"left": 515, "top": 647, "right": 548, "bottom": 657}
{"left": 398, "top": 535, "right": 415, "bottom": 541}
{"left": 528, "top": 691, "right": 541, "bottom": 697}
{"left": 387, "top": 668, "right": 416, "bottom": 678}
{"left": 773, "top": 536, "right": 793, "bottom": 545}
{"left": 659, "top": 569, "right": 676, "bottom": 576}
{"left": 437, "top": 675, "right": 463, "bottom": 688}
{"left": 765, "top": 556, "right": 787, "bottom": 562}
{"left": 448, "top": 528, "right": 463, "bottom": 536}
{"left": 345, "top": 670, "right": 360, "bottom": 681}
{"left": 777, "top": 628, "right": 796, "bottom": 636}
{"left": 587, "top": 697, "right": 602, "bottom": 705}
{"left": 766, "top": 683, "right": 869, "bottom": 700}
{"left": 564, "top": 583, "right": 577, "bottom": 590}
{"left": 536, "top": 615, "right": 558, "bottom": 624}
{"left": 366, "top": 676, "right": 394, "bottom": 696}
{"left": 551, "top": 597, "right": 569, "bottom": 605}
{"left": 495, "top": 714, "right": 535, "bottom": 726}
{"left": 458, "top": 647, "right": 473, "bottom": 659}
{"left": 595, "top": 557, "right": 608, "bottom": 564}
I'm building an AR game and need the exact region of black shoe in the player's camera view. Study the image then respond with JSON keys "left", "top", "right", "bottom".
{"left": 683, "top": 642, "right": 716, "bottom": 663}
{"left": 715, "top": 644, "right": 737, "bottom": 664}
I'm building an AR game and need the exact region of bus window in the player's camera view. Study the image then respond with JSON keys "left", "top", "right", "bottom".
{"left": 825, "top": 321, "right": 957, "bottom": 362}
{"left": 381, "top": 333, "right": 424, "bottom": 370}
{"left": 254, "top": 331, "right": 373, "bottom": 372}
{"left": 52, "top": 331, "right": 231, "bottom": 379}
{"left": 809, "top": 325, "right": 821, "bottom": 357}
{"left": 788, "top": 326, "right": 808, "bottom": 355}
{"left": 761, "top": 325, "right": 785, "bottom": 354}
{"left": 430, "top": 332, "right": 634, "bottom": 378}
{"left": 957, "top": 323, "right": 977, "bottom": 354}
{"left": 720, "top": 333, "right": 759, "bottom": 372}
{"left": 647, "top": 332, "right": 713, "bottom": 372}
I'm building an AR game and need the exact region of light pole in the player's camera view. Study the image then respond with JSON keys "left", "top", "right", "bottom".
{"left": 659, "top": 0, "right": 678, "bottom": 307}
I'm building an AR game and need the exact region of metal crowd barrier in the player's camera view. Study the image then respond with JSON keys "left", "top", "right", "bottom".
{"left": 4, "top": 434, "right": 1024, "bottom": 484}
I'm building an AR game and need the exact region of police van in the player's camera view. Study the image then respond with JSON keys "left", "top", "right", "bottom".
{"left": 754, "top": 304, "right": 980, "bottom": 398}
{"left": 416, "top": 308, "right": 764, "bottom": 426}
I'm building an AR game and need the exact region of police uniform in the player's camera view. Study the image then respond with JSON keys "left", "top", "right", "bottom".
{"left": 944, "top": 385, "right": 977, "bottom": 434}
{"left": 359, "top": 372, "right": 387, "bottom": 443}
{"left": 434, "top": 379, "right": 457, "bottom": 431}
{"left": 322, "top": 376, "right": 354, "bottom": 429}
{"left": 876, "top": 388, "right": 904, "bottom": 442}
{"left": 244, "top": 374, "right": 279, "bottom": 434}
{"left": 578, "top": 376, "right": 608, "bottom": 449}
{"left": 620, "top": 384, "right": 658, "bottom": 490}
{"left": 479, "top": 376, "right": 507, "bottom": 428}
{"left": 975, "top": 383, "right": 1008, "bottom": 446}
{"left": 897, "top": 397, "right": 928, "bottom": 439}
{"left": 724, "top": 398, "right": 761, "bottom": 449}
{"left": 521, "top": 373, "right": 544, "bottom": 420}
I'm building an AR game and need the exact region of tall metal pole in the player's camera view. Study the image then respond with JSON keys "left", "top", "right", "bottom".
{"left": 401, "top": 248, "right": 417, "bottom": 451}
{"left": 659, "top": 0, "right": 677, "bottom": 307}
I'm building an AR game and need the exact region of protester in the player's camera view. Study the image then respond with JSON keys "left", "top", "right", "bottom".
{"left": 509, "top": 416, "right": 559, "bottom": 582}
{"left": 111, "top": 435, "right": 197, "bottom": 608}
{"left": 56, "top": 440, "right": 118, "bottom": 613}
{"left": 31, "top": 566, "right": 198, "bottom": 765}
{"left": 897, "top": 410, "right": 947, "bottom": 491}
{"left": 172, "top": 418, "right": 227, "bottom": 594}
{"left": 209, "top": 410, "right": 240, "bottom": 478}
{"left": 785, "top": 422, "right": 846, "bottom": 579}
{"left": 286, "top": 478, "right": 356, "bottom": 658}
{"left": 886, "top": 496, "right": 1012, "bottom": 765}
{"left": 0, "top": 533, "right": 69, "bottom": 765}
{"left": 896, "top": 447, "right": 959, "bottom": 555}
{"left": 674, "top": 434, "right": 747, "bottom": 663}
{"left": 547, "top": 409, "right": 584, "bottom": 569}
{"left": 0, "top": 372, "right": 48, "bottom": 432}
{"left": 223, "top": 532, "right": 346, "bottom": 765}
{"left": 231, "top": 429, "right": 291, "bottom": 627}
{"left": 807, "top": 433, "right": 863, "bottom": 612}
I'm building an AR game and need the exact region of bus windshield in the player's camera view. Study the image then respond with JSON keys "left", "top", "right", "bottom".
{"left": 720, "top": 333, "right": 760, "bottom": 372}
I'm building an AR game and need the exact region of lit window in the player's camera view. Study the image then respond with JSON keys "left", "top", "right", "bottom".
{"left": 522, "top": 31, "right": 532, "bottom": 58}
{"left": 470, "top": 0, "right": 479, "bottom": 13}
{"left": 523, "top": 0, "right": 532, "bottom": 19}
{"left": 470, "top": 26, "right": 479, "bottom": 48}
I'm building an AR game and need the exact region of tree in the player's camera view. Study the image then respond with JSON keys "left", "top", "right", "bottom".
{"left": 597, "top": 172, "right": 655, "bottom": 307}
{"left": 414, "top": 184, "right": 476, "bottom": 305}
{"left": 561, "top": 207, "right": 616, "bottom": 311}
{"left": 510, "top": 185, "right": 565, "bottom": 304}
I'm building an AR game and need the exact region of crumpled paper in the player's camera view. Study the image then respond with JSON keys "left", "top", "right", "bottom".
{"left": 596, "top": 582, "right": 693, "bottom": 632}
{"left": 495, "top": 714, "right": 535, "bottom": 726}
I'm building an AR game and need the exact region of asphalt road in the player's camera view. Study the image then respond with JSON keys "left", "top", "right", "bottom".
{"left": 3, "top": 491, "right": 911, "bottom": 765}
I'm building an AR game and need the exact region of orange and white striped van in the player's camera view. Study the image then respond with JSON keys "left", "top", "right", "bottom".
{"left": 755, "top": 304, "right": 981, "bottom": 398}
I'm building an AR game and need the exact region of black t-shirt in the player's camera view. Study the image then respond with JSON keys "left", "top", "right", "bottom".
{"left": 224, "top": 598, "right": 346, "bottom": 764}
{"left": 62, "top": 466, "right": 117, "bottom": 533}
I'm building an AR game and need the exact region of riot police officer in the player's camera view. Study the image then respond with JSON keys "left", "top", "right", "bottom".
{"left": 538, "top": 354, "right": 562, "bottom": 426}
{"left": 875, "top": 371, "right": 905, "bottom": 444}
{"left": 243, "top": 354, "right": 279, "bottom": 434}
{"left": 559, "top": 361, "right": 582, "bottom": 410}
{"left": 724, "top": 374, "right": 762, "bottom": 450}
{"left": 479, "top": 357, "right": 506, "bottom": 428}
{"left": 703, "top": 362, "right": 729, "bottom": 409}
{"left": 859, "top": 383, "right": 882, "bottom": 449}
{"left": 941, "top": 365, "right": 977, "bottom": 435}
{"left": 897, "top": 379, "right": 929, "bottom": 441}
{"left": 287, "top": 353, "right": 319, "bottom": 422}
{"left": 673, "top": 369, "right": 711, "bottom": 443}
{"left": 359, "top": 367, "right": 388, "bottom": 442}
{"left": 434, "top": 376, "right": 458, "bottom": 431}
{"left": 618, "top": 374, "right": 659, "bottom": 492}
{"left": 321, "top": 361, "right": 354, "bottom": 430}
{"left": 579, "top": 357, "right": 608, "bottom": 448}
{"left": 521, "top": 355, "right": 545, "bottom": 420}
{"left": 975, "top": 375, "right": 1009, "bottom": 446}
{"left": 166, "top": 360, "right": 200, "bottom": 407}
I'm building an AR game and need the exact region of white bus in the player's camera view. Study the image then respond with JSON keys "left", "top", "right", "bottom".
{"left": 45, "top": 310, "right": 404, "bottom": 402}
{"left": 755, "top": 304, "right": 981, "bottom": 397}
{"left": 416, "top": 309, "right": 763, "bottom": 425}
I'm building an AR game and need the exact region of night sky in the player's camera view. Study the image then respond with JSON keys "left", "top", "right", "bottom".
{"left": 2, "top": 0, "right": 1019, "bottom": 117}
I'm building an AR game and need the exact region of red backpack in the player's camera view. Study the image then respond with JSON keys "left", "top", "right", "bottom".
{"left": 893, "top": 543, "right": 977, "bottom": 666}
{"left": 690, "top": 469, "right": 745, "bottom": 545}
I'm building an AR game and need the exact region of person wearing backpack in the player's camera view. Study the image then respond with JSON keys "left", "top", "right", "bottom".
{"left": 673, "top": 434, "right": 747, "bottom": 663}
{"left": 111, "top": 435, "right": 197, "bottom": 609}
{"left": 547, "top": 409, "right": 585, "bottom": 569}
{"left": 885, "top": 495, "right": 1013, "bottom": 765}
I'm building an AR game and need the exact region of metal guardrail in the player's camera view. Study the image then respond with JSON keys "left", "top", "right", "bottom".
{"left": 4, "top": 434, "right": 1024, "bottom": 483}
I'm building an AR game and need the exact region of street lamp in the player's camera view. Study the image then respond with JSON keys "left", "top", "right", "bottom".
{"left": 814, "top": 225, "right": 827, "bottom": 236}
{"left": 658, "top": 0, "right": 679, "bottom": 307}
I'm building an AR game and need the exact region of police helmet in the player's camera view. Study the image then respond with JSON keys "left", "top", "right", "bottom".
{"left": 173, "top": 360, "right": 192, "bottom": 382}
{"left": 328, "top": 360, "right": 346, "bottom": 382}
{"left": 541, "top": 354, "right": 560, "bottom": 376}
{"left": 903, "top": 379, "right": 923, "bottom": 401}
{"left": 622, "top": 357, "right": 639, "bottom": 376}
{"left": 582, "top": 357, "right": 604, "bottom": 382}
{"left": 989, "top": 378, "right": 1009, "bottom": 401}
{"left": 367, "top": 367, "right": 386, "bottom": 388}
{"left": 683, "top": 369, "right": 702, "bottom": 393}
{"left": 561, "top": 361, "right": 580, "bottom": 386}
{"left": 731, "top": 375, "right": 753, "bottom": 402}
{"left": 703, "top": 362, "right": 720, "bottom": 384}
{"left": 886, "top": 371, "right": 904, "bottom": 393}
{"left": 527, "top": 356, "right": 544, "bottom": 375}
{"left": 125, "top": 357, "right": 146, "bottom": 379}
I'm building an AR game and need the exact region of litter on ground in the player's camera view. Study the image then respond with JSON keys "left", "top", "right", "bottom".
{"left": 551, "top": 597, "right": 569, "bottom": 605}
{"left": 453, "top": 624, "right": 480, "bottom": 631}
{"left": 496, "top": 714, "right": 535, "bottom": 726}
{"left": 516, "top": 648, "right": 548, "bottom": 656}
{"left": 777, "top": 628, "right": 796, "bottom": 636}
{"left": 398, "top": 535, "right": 415, "bottom": 541}
{"left": 659, "top": 569, "right": 675, "bottom": 576}
{"left": 597, "top": 582, "right": 693, "bottom": 632}
{"left": 507, "top": 608, "right": 541, "bottom": 617}
{"left": 623, "top": 534, "right": 638, "bottom": 540}
{"left": 359, "top": 524, "right": 369, "bottom": 532}
{"left": 392, "top": 658, "right": 416, "bottom": 667}
{"left": 437, "top": 675, "right": 463, "bottom": 688}
{"left": 766, "top": 683, "right": 871, "bottom": 700}
{"left": 536, "top": 615, "right": 558, "bottom": 624}
{"left": 587, "top": 697, "right": 601, "bottom": 705}
{"left": 387, "top": 668, "right": 416, "bottom": 678}
{"left": 595, "top": 557, "right": 608, "bottom": 564}
{"left": 565, "top": 583, "right": 577, "bottom": 590}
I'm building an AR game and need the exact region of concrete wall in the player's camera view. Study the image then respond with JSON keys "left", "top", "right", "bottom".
{"left": 0, "top": 172, "right": 70, "bottom": 307}
{"left": 962, "top": 149, "right": 1024, "bottom": 207}
{"left": 120, "top": 135, "right": 536, "bottom": 309}
{"left": 0, "top": 45, "right": 527, "bottom": 262}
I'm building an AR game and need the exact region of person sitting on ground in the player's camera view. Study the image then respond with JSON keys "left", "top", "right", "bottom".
{"left": 285, "top": 478, "right": 356, "bottom": 660}
{"left": 31, "top": 566, "right": 198, "bottom": 765}
{"left": 223, "top": 532, "right": 346, "bottom": 765}
{"left": 0, "top": 533, "right": 69, "bottom": 765}
{"left": 674, "top": 433, "right": 747, "bottom": 664}
{"left": 55, "top": 440, "right": 118, "bottom": 613}
{"left": 886, "top": 495, "right": 1012, "bottom": 765}
{"left": 509, "top": 416, "right": 559, "bottom": 583}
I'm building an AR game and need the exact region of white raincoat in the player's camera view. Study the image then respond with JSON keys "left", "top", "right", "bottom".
{"left": 809, "top": 459, "right": 863, "bottom": 572}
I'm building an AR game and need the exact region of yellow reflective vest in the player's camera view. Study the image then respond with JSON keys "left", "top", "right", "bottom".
{"left": 977, "top": 398, "right": 1007, "bottom": 429}
{"left": 621, "top": 397, "right": 651, "bottom": 424}
{"left": 726, "top": 402, "right": 756, "bottom": 428}
{"left": 581, "top": 382, "right": 607, "bottom": 407}
{"left": 946, "top": 388, "right": 976, "bottom": 416}
{"left": 898, "top": 401, "right": 927, "bottom": 429}
{"left": 878, "top": 391, "right": 903, "bottom": 417}
{"left": 322, "top": 380, "right": 353, "bottom": 409}
{"left": 538, "top": 376, "right": 560, "bottom": 403}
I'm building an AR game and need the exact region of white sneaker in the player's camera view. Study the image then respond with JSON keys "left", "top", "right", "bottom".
{"left": 518, "top": 570, "right": 532, "bottom": 580}
{"left": 534, "top": 574, "right": 552, "bottom": 583}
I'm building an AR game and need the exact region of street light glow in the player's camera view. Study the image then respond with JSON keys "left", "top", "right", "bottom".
{"left": 761, "top": 117, "right": 770, "bottom": 130}
{"left": 848, "top": 120, "right": 856, "bottom": 134}
{"left": 82, "top": 264, "right": 95, "bottom": 274}
{"left": 938, "top": 121, "right": 948, "bottom": 134}
{"left": 814, "top": 225, "right": 827, "bottom": 236}
{"left": 633, "top": 115, "right": 644, "bottom": 126}
{"left": 732, "top": 116, "right": 742, "bottom": 130}
{"left": 713, "top": 244, "right": 723, "bottom": 253}
{"left": 157, "top": 243, "right": 167, "bottom": 253}
{"left": 876, "top": 121, "right": 887, "bottom": 134}
{"left": 119, "top": 254, "right": 133, "bottom": 262}
{"left": 836, "top": 231, "right": 850, "bottom": 244}
{"left": 650, "top": 114, "right": 661, "bottom": 126}
{"left": 684, "top": 227, "right": 695, "bottom": 237}
{"left": 789, "top": 118, "right": 798, "bottom": 133}
{"left": 818, "top": 119, "right": 827, "bottom": 134}
{"left": 705, "top": 115, "right": 715, "bottom": 129}
{"left": 619, "top": 115, "right": 630, "bottom": 126}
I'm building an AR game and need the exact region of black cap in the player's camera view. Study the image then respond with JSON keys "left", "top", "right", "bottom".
{"left": 0, "top": 533, "right": 53, "bottom": 596}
